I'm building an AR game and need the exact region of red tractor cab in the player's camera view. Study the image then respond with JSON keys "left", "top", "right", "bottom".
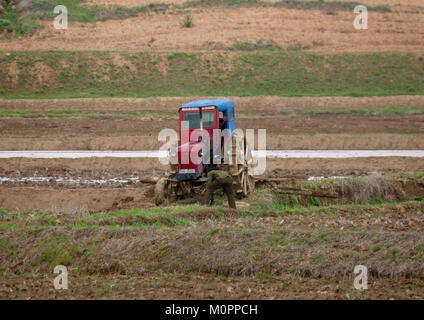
{"left": 176, "top": 99, "right": 236, "bottom": 182}
{"left": 155, "top": 99, "right": 254, "bottom": 204}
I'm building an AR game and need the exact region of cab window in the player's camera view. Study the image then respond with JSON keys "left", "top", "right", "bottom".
{"left": 202, "top": 111, "right": 214, "bottom": 127}
{"left": 184, "top": 112, "right": 200, "bottom": 129}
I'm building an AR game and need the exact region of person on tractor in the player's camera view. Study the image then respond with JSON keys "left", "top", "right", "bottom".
{"left": 218, "top": 115, "right": 227, "bottom": 152}
{"left": 219, "top": 116, "right": 227, "bottom": 130}
{"left": 202, "top": 169, "right": 236, "bottom": 209}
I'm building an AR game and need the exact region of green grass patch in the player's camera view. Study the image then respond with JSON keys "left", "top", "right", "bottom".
{"left": 2, "top": 199, "right": 424, "bottom": 232}
{"left": 31, "top": 0, "right": 169, "bottom": 23}
{"left": 183, "top": 0, "right": 391, "bottom": 12}
{"left": 0, "top": 0, "right": 38, "bottom": 34}
{"left": 39, "top": 234, "right": 82, "bottom": 268}
{"left": 251, "top": 196, "right": 424, "bottom": 215}
{"left": 391, "top": 247, "right": 401, "bottom": 259}
{"left": 307, "top": 107, "right": 424, "bottom": 116}
{"left": 1, "top": 51, "right": 423, "bottom": 98}
{"left": 371, "top": 243, "right": 382, "bottom": 252}
{"left": 411, "top": 243, "right": 424, "bottom": 261}
{"left": 0, "top": 205, "right": 213, "bottom": 230}
{"left": 400, "top": 172, "right": 424, "bottom": 179}
{"left": 1, "top": 0, "right": 169, "bottom": 34}
{"left": 79, "top": 207, "right": 191, "bottom": 227}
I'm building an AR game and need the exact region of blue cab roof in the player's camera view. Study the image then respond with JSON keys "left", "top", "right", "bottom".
{"left": 180, "top": 99, "right": 234, "bottom": 112}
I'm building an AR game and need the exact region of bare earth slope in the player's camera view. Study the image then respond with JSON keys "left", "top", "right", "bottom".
{"left": 0, "top": 6, "right": 423, "bottom": 51}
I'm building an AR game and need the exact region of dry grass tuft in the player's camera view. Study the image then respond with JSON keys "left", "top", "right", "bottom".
{"left": 340, "top": 175, "right": 399, "bottom": 204}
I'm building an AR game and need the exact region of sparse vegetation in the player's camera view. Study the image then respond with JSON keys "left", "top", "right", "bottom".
{"left": 0, "top": 0, "right": 37, "bottom": 34}
{"left": 0, "top": 0, "right": 170, "bottom": 34}
{"left": 181, "top": 14, "right": 194, "bottom": 28}
{"left": 412, "top": 243, "right": 424, "bottom": 261}
{"left": 2, "top": 198, "right": 423, "bottom": 231}
{"left": 400, "top": 172, "right": 424, "bottom": 179}
{"left": 252, "top": 175, "right": 408, "bottom": 211}
{"left": 183, "top": 0, "right": 391, "bottom": 12}
{"left": 1, "top": 216, "right": 423, "bottom": 278}
{"left": 391, "top": 247, "right": 400, "bottom": 259}
{"left": 338, "top": 175, "right": 397, "bottom": 205}
{"left": 371, "top": 243, "right": 382, "bottom": 252}
{"left": 0, "top": 0, "right": 391, "bottom": 35}
{"left": 286, "top": 40, "right": 310, "bottom": 51}
{"left": 233, "top": 40, "right": 281, "bottom": 51}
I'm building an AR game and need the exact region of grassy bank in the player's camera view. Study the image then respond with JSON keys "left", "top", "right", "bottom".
{"left": 1, "top": 51, "right": 423, "bottom": 98}
{"left": 1, "top": 210, "right": 424, "bottom": 278}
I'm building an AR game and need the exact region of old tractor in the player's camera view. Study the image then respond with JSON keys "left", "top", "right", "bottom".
{"left": 154, "top": 99, "right": 255, "bottom": 204}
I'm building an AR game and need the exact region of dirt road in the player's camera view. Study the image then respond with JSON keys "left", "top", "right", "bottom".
{"left": 2, "top": 273, "right": 424, "bottom": 299}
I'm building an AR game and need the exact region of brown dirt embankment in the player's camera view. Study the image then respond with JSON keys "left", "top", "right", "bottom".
{"left": 1, "top": 7, "right": 423, "bottom": 52}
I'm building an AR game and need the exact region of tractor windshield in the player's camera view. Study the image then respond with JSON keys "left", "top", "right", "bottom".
{"left": 184, "top": 111, "right": 214, "bottom": 129}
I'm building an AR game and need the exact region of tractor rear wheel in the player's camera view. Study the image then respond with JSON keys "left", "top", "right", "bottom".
{"left": 154, "top": 177, "right": 194, "bottom": 205}
{"left": 228, "top": 133, "right": 255, "bottom": 197}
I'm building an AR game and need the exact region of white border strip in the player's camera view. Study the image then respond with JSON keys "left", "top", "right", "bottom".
{"left": 0, "top": 150, "right": 423, "bottom": 159}
{"left": 0, "top": 150, "right": 167, "bottom": 158}
{"left": 262, "top": 150, "right": 424, "bottom": 158}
